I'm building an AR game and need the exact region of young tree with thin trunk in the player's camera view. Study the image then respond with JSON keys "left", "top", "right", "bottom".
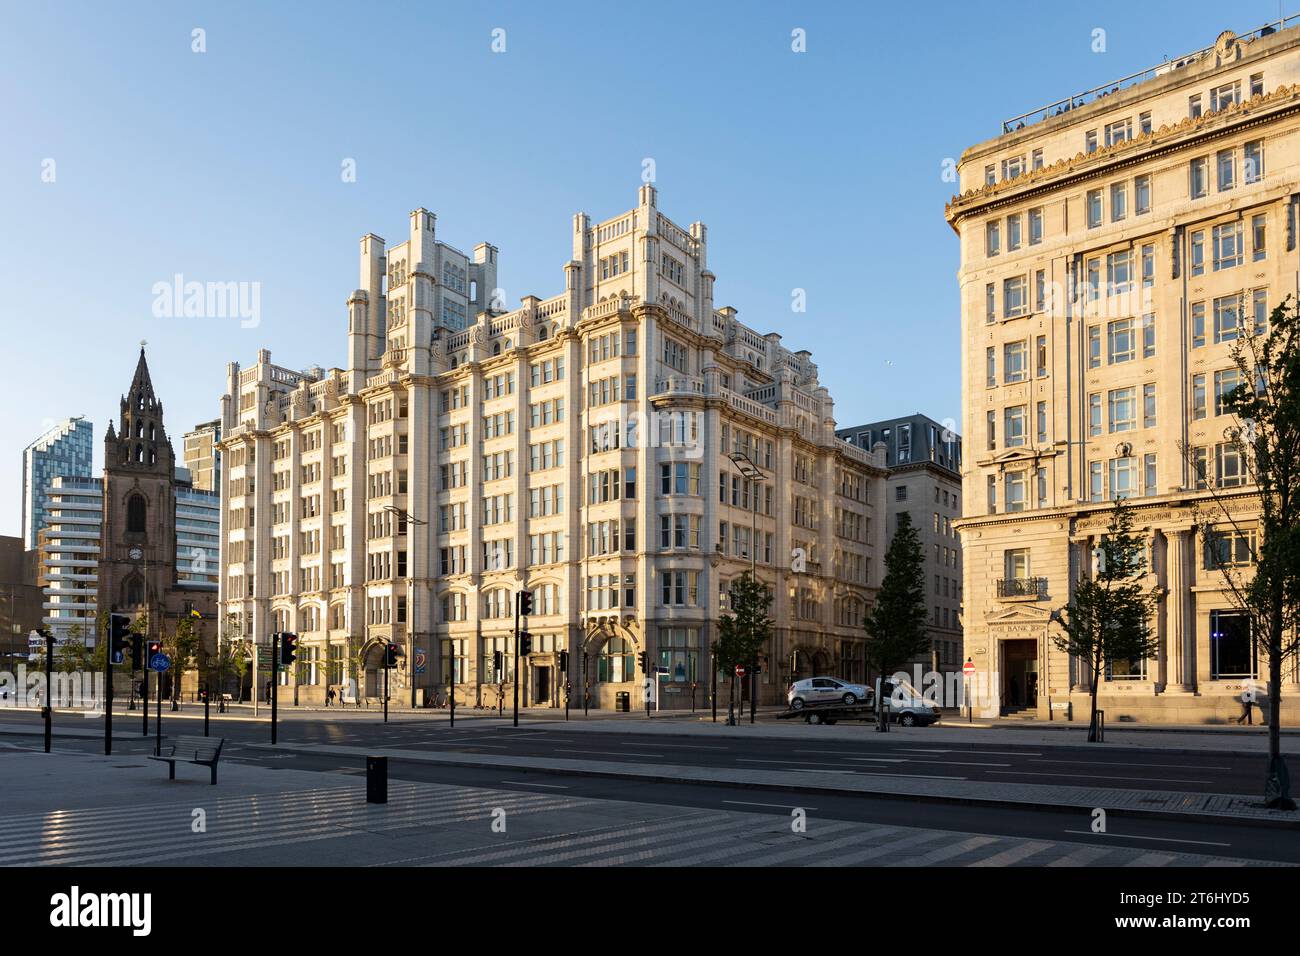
{"left": 715, "top": 572, "right": 773, "bottom": 717}
{"left": 1184, "top": 296, "right": 1299, "bottom": 809}
{"left": 863, "top": 511, "right": 930, "bottom": 731}
{"left": 1051, "top": 498, "right": 1159, "bottom": 743}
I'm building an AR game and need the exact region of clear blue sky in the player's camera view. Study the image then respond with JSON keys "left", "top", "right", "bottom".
{"left": 0, "top": 0, "right": 1289, "bottom": 536}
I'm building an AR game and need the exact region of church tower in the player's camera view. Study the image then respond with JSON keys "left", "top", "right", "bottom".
{"left": 98, "top": 346, "right": 189, "bottom": 642}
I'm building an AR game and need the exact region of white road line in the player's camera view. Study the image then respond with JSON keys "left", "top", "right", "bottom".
{"left": 1030, "top": 758, "right": 1232, "bottom": 771}
{"left": 500, "top": 780, "right": 570, "bottom": 789}
{"left": 554, "top": 749, "right": 664, "bottom": 759}
{"left": 722, "top": 800, "right": 820, "bottom": 810}
{"left": 1062, "top": 829, "right": 1232, "bottom": 848}
{"left": 883, "top": 759, "right": 1012, "bottom": 768}
{"left": 989, "top": 770, "right": 1213, "bottom": 785}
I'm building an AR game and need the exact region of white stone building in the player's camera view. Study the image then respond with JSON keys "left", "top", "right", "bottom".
{"left": 216, "top": 186, "right": 887, "bottom": 709}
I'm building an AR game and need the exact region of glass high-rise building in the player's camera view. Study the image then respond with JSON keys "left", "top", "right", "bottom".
{"left": 22, "top": 417, "right": 94, "bottom": 551}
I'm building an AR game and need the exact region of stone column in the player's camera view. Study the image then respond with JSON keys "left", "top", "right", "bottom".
{"left": 1165, "top": 529, "right": 1193, "bottom": 692}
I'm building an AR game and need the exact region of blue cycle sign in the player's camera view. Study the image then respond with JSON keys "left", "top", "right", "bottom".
{"left": 149, "top": 653, "right": 171, "bottom": 672}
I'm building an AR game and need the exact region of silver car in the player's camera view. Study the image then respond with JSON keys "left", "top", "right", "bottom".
{"left": 787, "top": 677, "right": 872, "bottom": 710}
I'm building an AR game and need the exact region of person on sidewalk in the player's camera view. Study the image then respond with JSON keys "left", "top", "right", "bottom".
{"left": 326, "top": 688, "right": 335, "bottom": 707}
{"left": 1238, "top": 681, "right": 1258, "bottom": 725}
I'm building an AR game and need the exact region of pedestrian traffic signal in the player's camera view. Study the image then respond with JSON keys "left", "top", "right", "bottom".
{"left": 384, "top": 643, "right": 400, "bottom": 668}
{"left": 558, "top": 650, "right": 569, "bottom": 673}
{"left": 279, "top": 632, "right": 299, "bottom": 666}
{"left": 637, "top": 651, "right": 648, "bottom": 672}
{"left": 518, "top": 590, "right": 534, "bottom": 616}
{"left": 519, "top": 632, "right": 532, "bottom": 656}
{"left": 109, "top": 613, "right": 132, "bottom": 665}
{"left": 492, "top": 650, "right": 504, "bottom": 677}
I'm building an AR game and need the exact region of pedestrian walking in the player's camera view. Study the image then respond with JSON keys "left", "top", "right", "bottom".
{"left": 1237, "top": 681, "right": 1258, "bottom": 725}
{"left": 326, "top": 688, "right": 335, "bottom": 707}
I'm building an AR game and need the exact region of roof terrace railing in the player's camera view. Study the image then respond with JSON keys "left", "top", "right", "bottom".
{"left": 1000, "top": 16, "right": 1299, "bottom": 134}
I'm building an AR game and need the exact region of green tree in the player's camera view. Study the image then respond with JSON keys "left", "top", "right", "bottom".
{"left": 714, "top": 572, "right": 773, "bottom": 718}
{"left": 863, "top": 511, "right": 930, "bottom": 731}
{"left": 1051, "top": 498, "right": 1158, "bottom": 743}
{"left": 1188, "top": 296, "right": 1300, "bottom": 808}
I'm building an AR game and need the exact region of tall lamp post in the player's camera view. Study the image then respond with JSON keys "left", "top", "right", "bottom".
{"left": 384, "top": 505, "right": 426, "bottom": 709}
{"left": 728, "top": 451, "right": 766, "bottom": 723}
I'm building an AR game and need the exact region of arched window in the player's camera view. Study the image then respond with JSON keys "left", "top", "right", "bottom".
{"left": 123, "top": 575, "right": 144, "bottom": 606}
{"left": 537, "top": 325, "right": 549, "bottom": 341}
{"left": 126, "top": 494, "right": 147, "bottom": 534}
{"left": 149, "top": 423, "right": 155, "bottom": 441}
{"left": 135, "top": 444, "right": 144, "bottom": 463}
{"left": 598, "top": 637, "right": 634, "bottom": 683}
{"left": 135, "top": 420, "right": 144, "bottom": 438}
{"left": 492, "top": 342, "right": 502, "bottom": 356}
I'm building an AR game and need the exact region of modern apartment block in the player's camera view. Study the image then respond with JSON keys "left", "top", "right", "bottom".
{"left": 38, "top": 475, "right": 102, "bottom": 640}
{"left": 947, "top": 21, "right": 1300, "bottom": 722}
{"left": 22, "top": 416, "right": 93, "bottom": 551}
{"left": 217, "top": 186, "right": 887, "bottom": 709}
{"left": 838, "top": 414, "right": 964, "bottom": 676}
{"left": 183, "top": 419, "right": 222, "bottom": 492}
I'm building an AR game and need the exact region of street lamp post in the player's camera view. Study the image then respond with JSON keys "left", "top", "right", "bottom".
{"left": 728, "top": 452, "right": 766, "bottom": 724}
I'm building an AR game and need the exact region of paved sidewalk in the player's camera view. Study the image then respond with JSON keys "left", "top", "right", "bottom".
{"left": 0, "top": 749, "right": 1277, "bottom": 867}
{"left": 252, "top": 740, "right": 1300, "bottom": 829}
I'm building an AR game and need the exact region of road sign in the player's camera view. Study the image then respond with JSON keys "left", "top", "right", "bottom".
{"left": 734, "top": 665, "right": 746, "bottom": 678}
{"left": 963, "top": 661, "right": 977, "bottom": 677}
{"left": 654, "top": 665, "right": 669, "bottom": 675}
{"left": 149, "top": 653, "right": 171, "bottom": 672}
{"left": 414, "top": 648, "right": 427, "bottom": 675}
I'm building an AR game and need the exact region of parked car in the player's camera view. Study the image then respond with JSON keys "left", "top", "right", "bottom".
{"left": 877, "top": 679, "right": 941, "bottom": 726}
{"left": 787, "top": 677, "right": 873, "bottom": 710}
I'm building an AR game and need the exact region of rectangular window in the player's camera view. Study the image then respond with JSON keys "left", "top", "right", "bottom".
{"left": 1028, "top": 207, "right": 1043, "bottom": 245}
{"left": 1190, "top": 229, "right": 1205, "bottom": 276}
{"left": 1088, "top": 393, "right": 1102, "bottom": 437}
{"left": 1142, "top": 313, "right": 1156, "bottom": 358}
{"left": 1005, "top": 471, "right": 1026, "bottom": 512}
{"left": 1213, "top": 294, "right": 1242, "bottom": 344}
{"left": 1144, "top": 454, "right": 1157, "bottom": 497}
{"left": 1108, "top": 386, "right": 1136, "bottom": 433}
{"left": 985, "top": 347, "right": 996, "bottom": 388}
{"left": 1109, "top": 456, "right": 1138, "bottom": 500}
{"left": 1035, "top": 335, "right": 1047, "bottom": 378}
{"left": 1253, "top": 289, "right": 1269, "bottom": 334}
{"left": 1209, "top": 610, "right": 1256, "bottom": 680}
{"left": 1106, "top": 251, "right": 1132, "bottom": 297}
{"left": 1134, "top": 174, "right": 1151, "bottom": 215}
{"left": 1003, "top": 340, "right": 1027, "bottom": 383}
{"left": 1191, "top": 301, "right": 1206, "bottom": 349}
{"left": 1143, "top": 383, "right": 1157, "bottom": 429}
{"left": 986, "top": 221, "right": 1000, "bottom": 257}
{"left": 986, "top": 410, "right": 996, "bottom": 451}
{"left": 1141, "top": 243, "right": 1155, "bottom": 288}
{"left": 1244, "top": 140, "right": 1264, "bottom": 184}
{"left": 1192, "top": 373, "right": 1207, "bottom": 420}
{"left": 985, "top": 283, "right": 995, "bottom": 324}
{"left": 1089, "top": 462, "right": 1104, "bottom": 503}
{"left": 1190, "top": 157, "right": 1208, "bottom": 198}
{"left": 1212, "top": 221, "right": 1243, "bottom": 271}
{"left": 1216, "top": 149, "right": 1235, "bottom": 191}
{"left": 1036, "top": 401, "right": 1048, "bottom": 445}
{"left": 1086, "top": 189, "right": 1103, "bottom": 228}
{"left": 1003, "top": 405, "right": 1026, "bottom": 448}
{"left": 1003, "top": 276, "right": 1027, "bottom": 318}
{"left": 1110, "top": 181, "right": 1127, "bottom": 222}
{"left": 1087, "top": 325, "right": 1101, "bottom": 369}
{"left": 1007, "top": 214, "right": 1022, "bottom": 252}
{"left": 1252, "top": 213, "right": 1266, "bottom": 261}
{"left": 1107, "top": 319, "right": 1135, "bottom": 364}
{"left": 1189, "top": 94, "right": 1202, "bottom": 119}
{"left": 1214, "top": 368, "right": 1243, "bottom": 417}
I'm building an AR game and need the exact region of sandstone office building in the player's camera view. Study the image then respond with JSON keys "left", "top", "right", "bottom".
{"left": 217, "top": 186, "right": 886, "bottom": 709}
{"left": 948, "top": 22, "right": 1300, "bottom": 723}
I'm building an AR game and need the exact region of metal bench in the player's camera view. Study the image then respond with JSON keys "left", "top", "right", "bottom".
{"left": 149, "top": 735, "right": 225, "bottom": 784}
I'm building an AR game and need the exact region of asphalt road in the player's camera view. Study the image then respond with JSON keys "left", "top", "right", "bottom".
{"left": 0, "top": 706, "right": 1265, "bottom": 796}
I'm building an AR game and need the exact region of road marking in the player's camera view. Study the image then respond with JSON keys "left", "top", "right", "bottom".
{"left": 500, "top": 780, "right": 570, "bottom": 789}
{"left": 989, "top": 770, "right": 1214, "bottom": 785}
{"left": 738, "top": 757, "right": 854, "bottom": 767}
{"left": 554, "top": 749, "right": 664, "bottom": 759}
{"left": 722, "top": 800, "right": 820, "bottom": 810}
{"left": 885, "top": 759, "right": 1012, "bottom": 768}
{"left": 1031, "top": 758, "right": 1232, "bottom": 771}
{"left": 649, "top": 743, "right": 727, "bottom": 750}
{"left": 1062, "top": 830, "right": 1231, "bottom": 848}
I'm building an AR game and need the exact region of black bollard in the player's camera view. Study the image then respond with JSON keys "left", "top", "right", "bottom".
{"left": 366, "top": 755, "right": 388, "bottom": 804}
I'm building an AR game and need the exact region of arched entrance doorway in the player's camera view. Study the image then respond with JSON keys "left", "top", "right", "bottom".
{"left": 361, "top": 641, "right": 388, "bottom": 699}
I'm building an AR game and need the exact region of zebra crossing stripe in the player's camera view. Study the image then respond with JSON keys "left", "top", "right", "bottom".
{"left": 964, "top": 839, "right": 1052, "bottom": 867}
{"left": 894, "top": 835, "right": 1002, "bottom": 867}
{"left": 1123, "top": 852, "right": 1178, "bottom": 867}
{"left": 817, "top": 827, "right": 956, "bottom": 866}
{"left": 656, "top": 818, "right": 868, "bottom": 868}
{"left": 1046, "top": 844, "right": 1113, "bottom": 867}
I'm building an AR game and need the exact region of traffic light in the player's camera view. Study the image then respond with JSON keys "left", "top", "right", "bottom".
{"left": 637, "top": 651, "right": 648, "bottom": 673}
{"left": 109, "top": 613, "right": 132, "bottom": 665}
{"left": 147, "top": 641, "right": 162, "bottom": 663}
{"left": 279, "top": 632, "right": 299, "bottom": 666}
{"left": 518, "top": 590, "right": 534, "bottom": 616}
{"left": 492, "top": 650, "right": 503, "bottom": 678}
{"left": 558, "top": 650, "right": 569, "bottom": 673}
{"left": 384, "top": 644, "right": 400, "bottom": 668}
{"left": 130, "top": 635, "right": 143, "bottom": 670}
{"left": 519, "top": 632, "right": 533, "bottom": 656}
